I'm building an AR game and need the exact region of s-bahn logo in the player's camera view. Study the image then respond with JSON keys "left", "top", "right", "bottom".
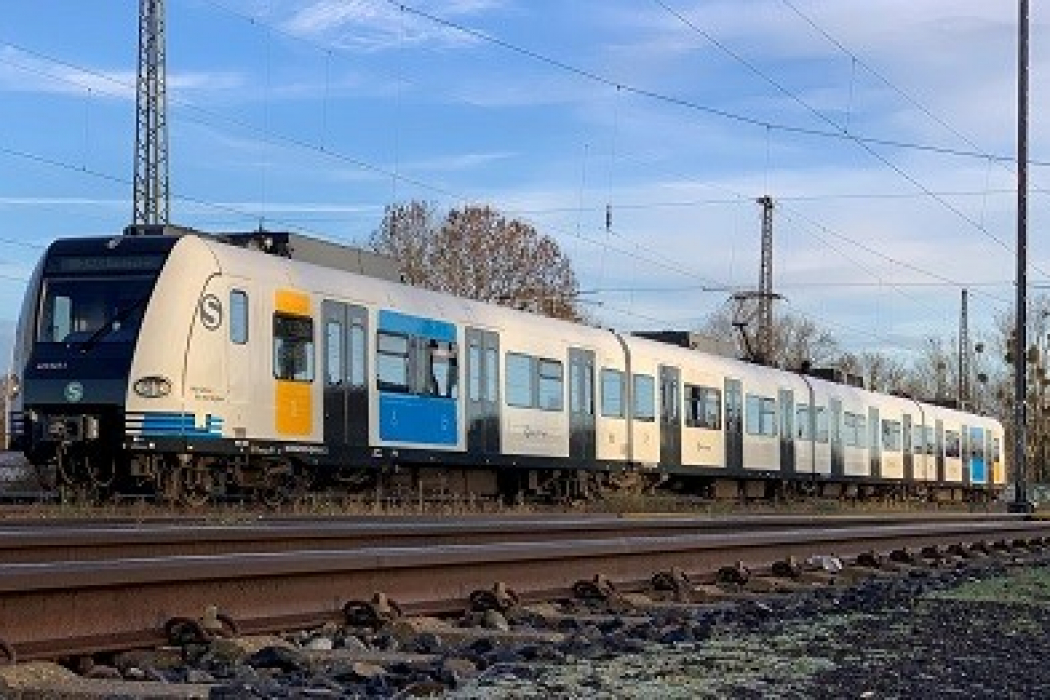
{"left": 64, "top": 381, "right": 84, "bottom": 403}
{"left": 199, "top": 294, "right": 223, "bottom": 331}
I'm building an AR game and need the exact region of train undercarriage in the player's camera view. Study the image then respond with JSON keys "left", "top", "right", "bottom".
{"left": 28, "top": 443, "right": 996, "bottom": 509}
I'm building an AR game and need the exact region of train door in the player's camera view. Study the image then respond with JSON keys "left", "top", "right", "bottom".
{"left": 829, "top": 398, "right": 843, "bottom": 477}
{"left": 779, "top": 389, "right": 795, "bottom": 474}
{"left": 725, "top": 378, "right": 743, "bottom": 471}
{"left": 868, "top": 407, "right": 881, "bottom": 479}
{"left": 465, "top": 329, "right": 500, "bottom": 455}
{"left": 903, "top": 414, "right": 914, "bottom": 481}
{"left": 970, "top": 426, "right": 986, "bottom": 483}
{"left": 935, "top": 419, "right": 945, "bottom": 483}
{"left": 568, "top": 348, "right": 596, "bottom": 462}
{"left": 659, "top": 365, "right": 681, "bottom": 467}
{"left": 227, "top": 284, "right": 251, "bottom": 438}
{"left": 322, "top": 300, "right": 369, "bottom": 447}
{"left": 961, "top": 425, "right": 971, "bottom": 485}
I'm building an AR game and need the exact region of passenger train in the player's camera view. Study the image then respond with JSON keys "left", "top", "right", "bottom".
{"left": 10, "top": 225, "right": 1005, "bottom": 504}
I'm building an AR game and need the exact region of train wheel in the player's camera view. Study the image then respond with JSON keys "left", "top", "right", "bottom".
{"left": 257, "top": 462, "right": 309, "bottom": 508}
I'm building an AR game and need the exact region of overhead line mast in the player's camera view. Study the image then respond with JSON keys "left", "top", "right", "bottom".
{"left": 132, "top": 0, "right": 170, "bottom": 225}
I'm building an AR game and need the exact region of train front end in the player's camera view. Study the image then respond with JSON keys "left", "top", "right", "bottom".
{"left": 11, "top": 234, "right": 178, "bottom": 492}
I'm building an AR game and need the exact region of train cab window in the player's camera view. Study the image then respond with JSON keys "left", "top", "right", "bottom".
{"left": 273, "top": 313, "right": 315, "bottom": 382}
{"left": 377, "top": 332, "right": 410, "bottom": 393}
{"left": 538, "top": 359, "right": 564, "bottom": 411}
{"left": 633, "top": 374, "right": 656, "bottom": 421}
{"left": 601, "top": 369, "right": 625, "bottom": 418}
{"left": 945, "top": 430, "right": 961, "bottom": 458}
{"left": 685, "top": 385, "right": 721, "bottom": 430}
{"left": 427, "top": 340, "right": 458, "bottom": 399}
{"left": 882, "top": 419, "right": 902, "bottom": 451}
{"left": 506, "top": 353, "right": 533, "bottom": 408}
{"left": 745, "top": 394, "right": 777, "bottom": 437}
{"left": 230, "top": 290, "right": 248, "bottom": 344}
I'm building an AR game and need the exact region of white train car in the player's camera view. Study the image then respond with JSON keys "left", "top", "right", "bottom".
{"left": 10, "top": 226, "right": 1006, "bottom": 504}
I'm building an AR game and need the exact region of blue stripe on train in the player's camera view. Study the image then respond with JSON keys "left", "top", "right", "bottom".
{"left": 378, "top": 393, "right": 457, "bottom": 445}
{"left": 126, "top": 412, "right": 224, "bottom": 439}
{"left": 378, "top": 310, "right": 456, "bottom": 343}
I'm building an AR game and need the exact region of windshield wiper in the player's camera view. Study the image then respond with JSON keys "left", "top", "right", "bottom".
{"left": 76, "top": 295, "right": 150, "bottom": 354}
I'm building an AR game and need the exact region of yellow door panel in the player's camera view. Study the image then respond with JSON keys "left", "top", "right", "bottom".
{"left": 276, "top": 380, "right": 312, "bottom": 436}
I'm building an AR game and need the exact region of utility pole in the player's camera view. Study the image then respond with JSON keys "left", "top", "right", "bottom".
{"left": 959, "top": 288, "right": 970, "bottom": 409}
{"left": 1011, "top": 0, "right": 1034, "bottom": 512}
{"left": 757, "top": 195, "right": 775, "bottom": 365}
{"left": 132, "top": 0, "right": 170, "bottom": 226}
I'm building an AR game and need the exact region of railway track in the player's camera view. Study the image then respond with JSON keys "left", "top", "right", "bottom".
{"left": 1, "top": 513, "right": 1047, "bottom": 667}
{"left": 0, "top": 511, "right": 1019, "bottom": 563}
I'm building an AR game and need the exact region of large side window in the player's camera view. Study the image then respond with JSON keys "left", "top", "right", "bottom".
{"left": 376, "top": 332, "right": 410, "bottom": 393}
{"left": 633, "top": 374, "right": 656, "bottom": 421}
{"left": 745, "top": 394, "right": 777, "bottom": 436}
{"left": 538, "top": 359, "right": 564, "bottom": 411}
{"left": 882, "top": 419, "right": 902, "bottom": 451}
{"left": 844, "top": 412, "right": 867, "bottom": 448}
{"left": 506, "top": 353, "right": 533, "bottom": 407}
{"left": 230, "top": 290, "right": 248, "bottom": 344}
{"left": 686, "top": 384, "right": 721, "bottom": 430}
{"left": 601, "top": 369, "right": 625, "bottom": 418}
{"left": 273, "top": 313, "right": 314, "bottom": 382}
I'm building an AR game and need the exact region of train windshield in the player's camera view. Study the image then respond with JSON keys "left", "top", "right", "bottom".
{"left": 36, "top": 276, "right": 156, "bottom": 346}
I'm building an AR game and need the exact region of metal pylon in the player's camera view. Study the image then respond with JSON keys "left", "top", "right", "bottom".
{"left": 132, "top": 0, "right": 170, "bottom": 225}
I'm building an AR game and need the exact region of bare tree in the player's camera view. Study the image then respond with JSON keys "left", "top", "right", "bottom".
{"left": 372, "top": 201, "right": 583, "bottom": 321}
{"left": 838, "top": 351, "right": 910, "bottom": 393}
{"left": 701, "top": 304, "right": 839, "bottom": 368}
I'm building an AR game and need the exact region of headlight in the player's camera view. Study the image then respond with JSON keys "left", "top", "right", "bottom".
{"left": 7, "top": 375, "right": 19, "bottom": 398}
{"left": 134, "top": 375, "right": 172, "bottom": 398}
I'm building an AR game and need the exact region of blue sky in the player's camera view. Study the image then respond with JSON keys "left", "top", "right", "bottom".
{"left": 0, "top": 1, "right": 1046, "bottom": 365}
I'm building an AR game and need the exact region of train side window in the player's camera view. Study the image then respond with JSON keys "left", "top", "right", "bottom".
{"left": 484, "top": 347, "right": 498, "bottom": 402}
{"left": 815, "top": 407, "right": 829, "bottom": 443}
{"left": 538, "top": 359, "right": 564, "bottom": 411}
{"left": 506, "top": 353, "right": 533, "bottom": 408}
{"left": 844, "top": 412, "right": 866, "bottom": 447}
{"left": 376, "top": 332, "right": 410, "bottom": 393}
{"left": 796, "top": 404, "right": 810, "bottom": 439}
{"left": 427, "top": 340, "right": 458, "bottom": 399}
{"left": 685, "top": 385, "right": 721, "bottom": 430}
{"left": 230, "top": 290, "right": 248, "bottom": 345}
{"left": 633, "top": 374, "right": 656, "bottom": 421}
{"left": 945, "top": 430, "right": 961, "bottom": 458}
{"left": 325, "top": 320, "right": 343, "bottom": 386}
{"left": 745, "top": 394, "right": 777, "bottom": 436}
{"left": 349, "top": 323, "right": 365, "bottom": 387}
{"left": 469, "top": 341, "right": 482, "bottom": 401}
{"left": 273, "top": 313, "right": 314, "bottom": 382}
{"left": 882, "top": 419, "right": 902, "bottom": 451}
{"left": 601, "top": 369, "right": 625, "bottom": 418}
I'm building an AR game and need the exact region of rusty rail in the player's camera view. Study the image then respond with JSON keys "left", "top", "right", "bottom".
{"left": 1, "top": 515, "right": 1048, "bottom": 661}
{"left": 0, "top": 512, "right": 1025, "bottom": 563}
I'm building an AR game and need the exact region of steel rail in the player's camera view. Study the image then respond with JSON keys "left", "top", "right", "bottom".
{"left": 0, "top": 512, "right": 1027, "bottom": 564}
{"left": 1, "top": 517, "right": 1048, "bottom": 661}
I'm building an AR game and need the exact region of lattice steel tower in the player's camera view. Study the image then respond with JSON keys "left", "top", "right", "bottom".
{"left": 958, "top": 288, "right": 970, "bottom": 408}
{"left": 132, "top": 0, "right": 170, "bottom": 225}
{"left": 756, "top": 195, "right": 775, "bottom": 364}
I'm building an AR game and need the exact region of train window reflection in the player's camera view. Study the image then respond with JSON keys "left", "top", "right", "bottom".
{"left": 37, "top": 277, "right": 154, "bottom": 344}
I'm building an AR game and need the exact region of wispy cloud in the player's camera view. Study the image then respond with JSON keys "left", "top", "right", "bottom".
{"left": 279, "top": 0, "right": 507, "bottom": 52}
{"left": 0, "top": 46, "right": 243, "bottom": 100}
